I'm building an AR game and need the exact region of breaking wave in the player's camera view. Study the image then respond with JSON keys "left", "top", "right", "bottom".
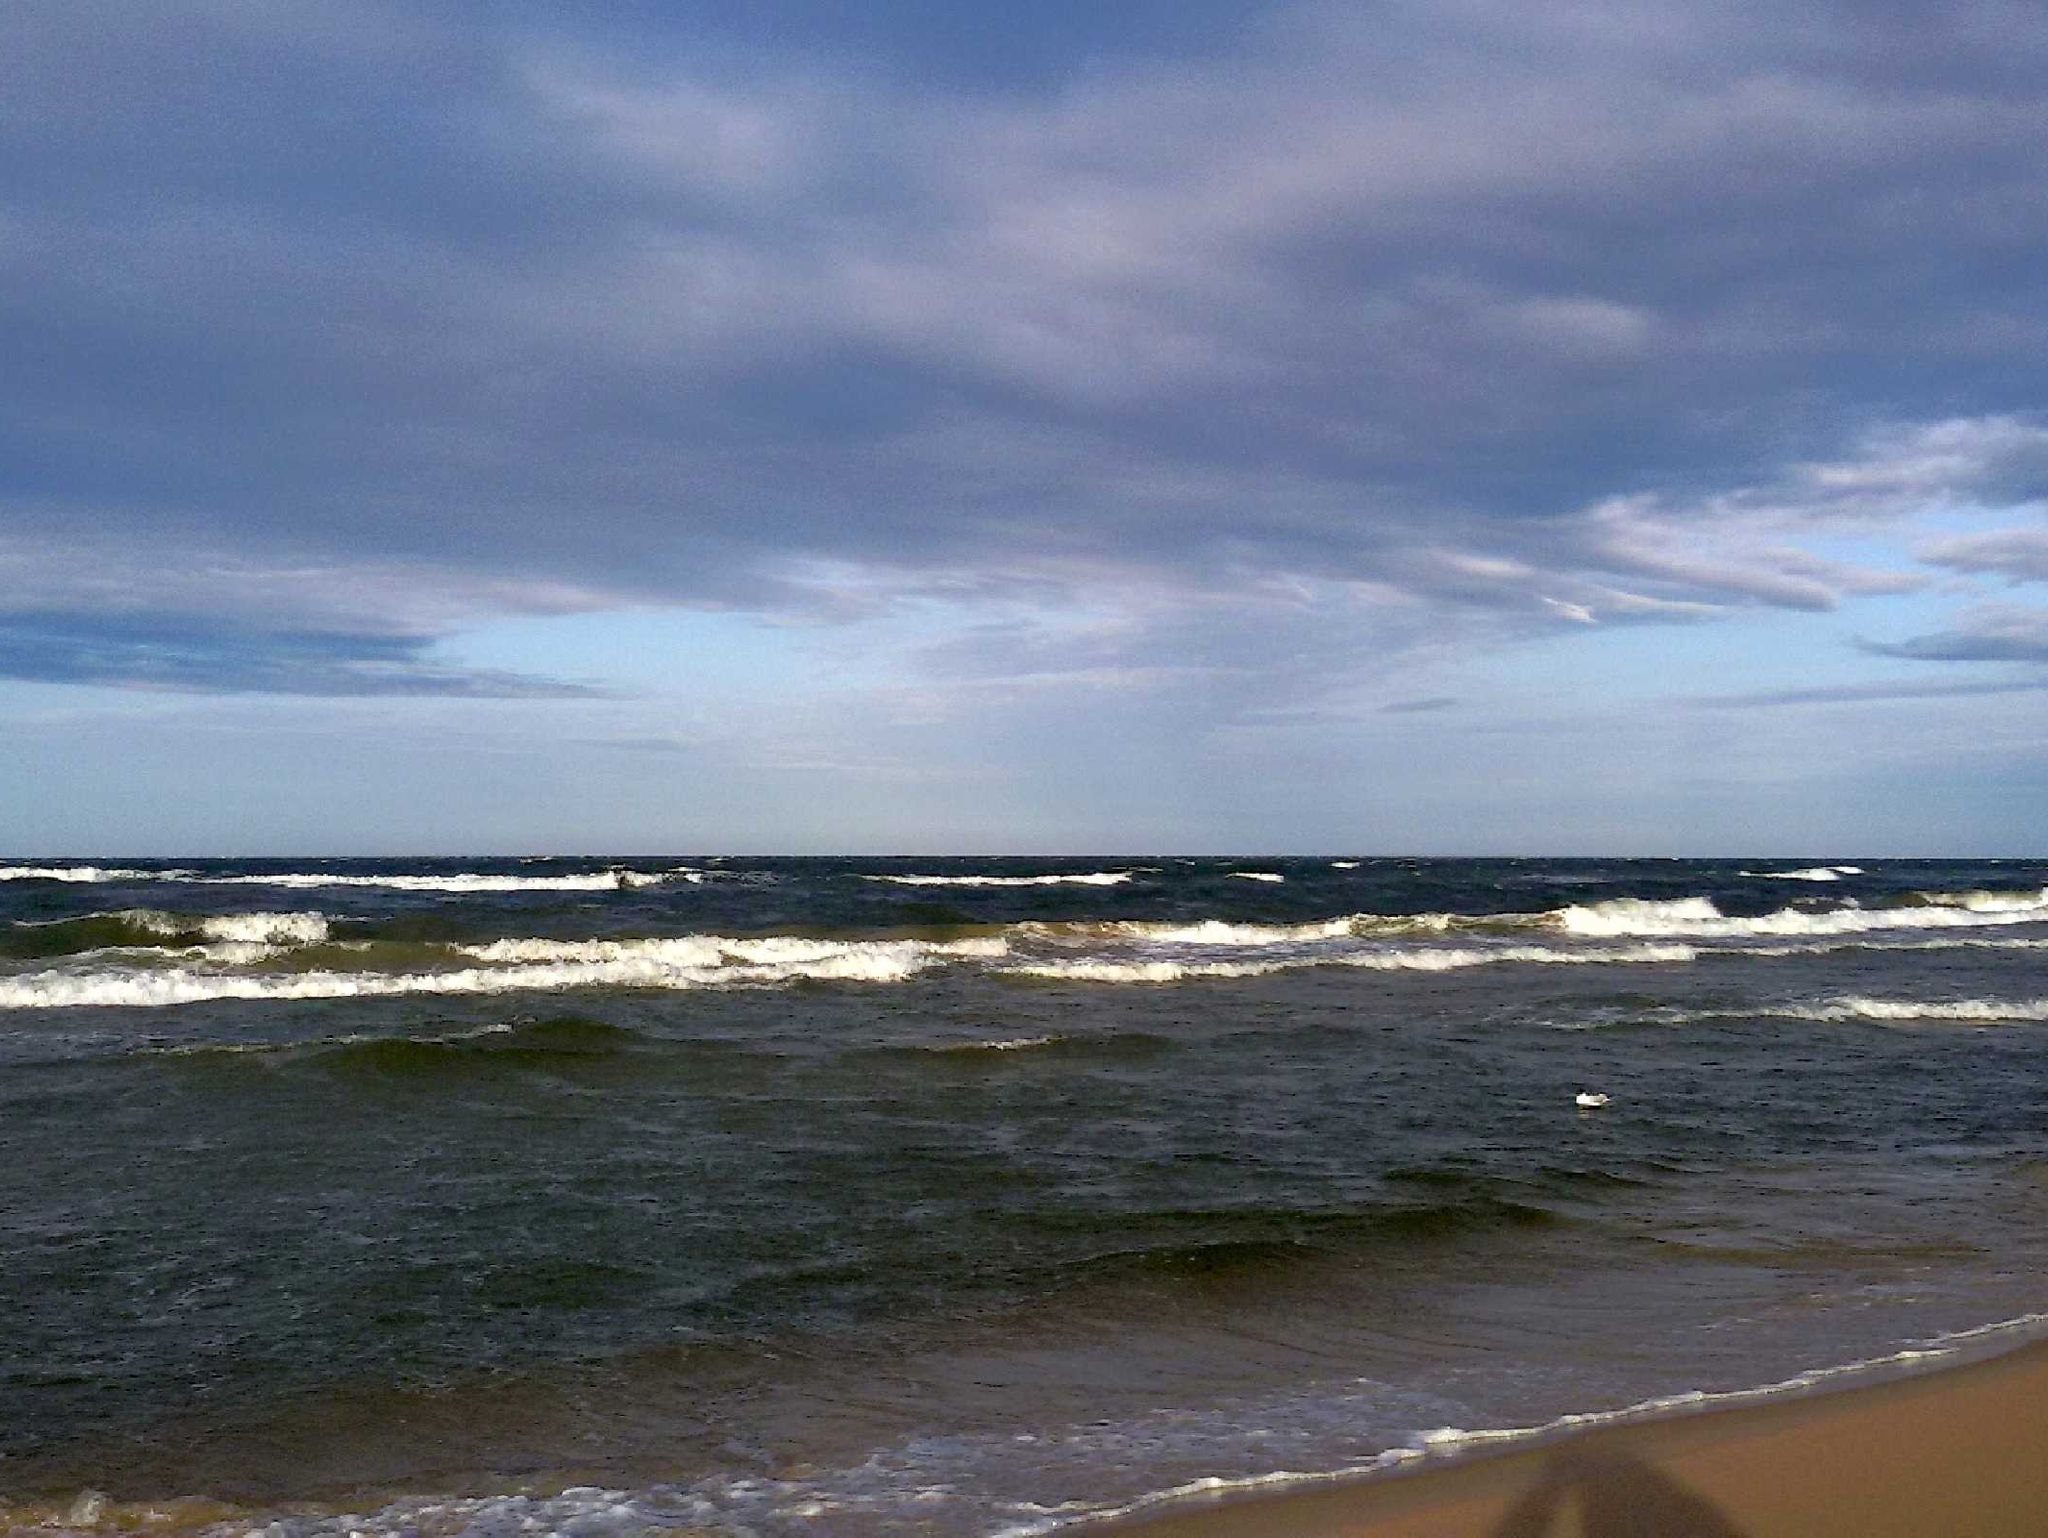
{"left": 131, "top": 910, "right": 333, "bottom": 945}
{"left": 2, "top": 908, "right": 333, "bottom": 960}
{"left": 0, "top": 935, "right": 1006, "bottom": 1010}
{"left": 864, "top": 871, "right": 1133, "bottom": 887}
{"left": 1739, "top": 865, "right": 1865, "bottom": 881}
{"left": 194, "top": 870, "right": 671, "bottom": 892}
{"left": 1768, "top": 995, "right": 2048, "bottom": 1024}
{"left": 0, "top": 865, "right": 171, "bottom": 883}
{"left": 1003, "top": 943, "right": 1695, "bottom": 983}
{"left": 1559, "top": 890, "right": 2048, "bottom": 940}
{"left": 0, "top": 866, "right": 678, "bottom": 891}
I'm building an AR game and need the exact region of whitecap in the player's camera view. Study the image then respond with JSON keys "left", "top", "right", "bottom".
{"left": 0, "top": 934, "right": 1005, "bottom": 1010}
{"left": 1558, "top": 890, "right": 2048, "bottom": 940}
{"left": 0, "top": 865, "right": 168, "bottom": 883}
{"left": 189, "top": 870, "right": 667, "bottom": 892}
{"left": 1003, "top": 942, "right": 1694, "bottom": 983}
{"left": 865, "top": 872, "right": 1133, "bottom": 887}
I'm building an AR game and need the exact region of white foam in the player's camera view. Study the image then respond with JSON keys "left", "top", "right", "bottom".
{"left": 1003, "top": 943, "right": 1694, "bottom": 983}
{"left": 1740, "top": 865, "right": 1865, "bottom": 881}
{"left": 128, "top": 910, "right": 333, "bottom": 945}
{"left": 1331, "top": 860, "right": 1361, "bottom": 869}
{"left": 0, "top": 865, "right": 167, "bottom": 882}
{"left": 865, "top": 872, "right": 1133, "bottom": 887}
{"left": 1229, "top": 871, "right": 1285, "bottom": 882}
{"left": 1559, "top": 891, "right": 2048, "bottom": 940}
{"left": 0, "top": 935, "right": 1000, "bottom": 1010}
{"left": 0, "top": 865, "right": 672, "bottom": 891}
{"left": 1109, "top": 918, "right": 1362, "bottom": 945}
{"left": 458, "top": 935, "right": 1007, "bottom": 966}
{"left": 1558, "top": 896, "right": 1723, "bottom": 934}
{"left": 1769, "top": 995, "right": 2048, "bottom": 1023}
{"left": 1921, "top": 886, "right": 2048, "bottom": 913}
{"left": 191, "top": 871, "right": 666, "bottom": 892}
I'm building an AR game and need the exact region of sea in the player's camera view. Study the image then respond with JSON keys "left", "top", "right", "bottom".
{"left": 4, "top": 855, "right": 2047, "bottom": 1536}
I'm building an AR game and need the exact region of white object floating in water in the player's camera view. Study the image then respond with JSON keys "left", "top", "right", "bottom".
{"left": 1575, "top": 1092, "right": 1611, "bottom": 1109}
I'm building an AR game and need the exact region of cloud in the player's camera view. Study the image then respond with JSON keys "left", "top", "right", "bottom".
{"left": 0, "top": 612, "right": 600, "bottom": 697}
{"left": 1381, "top": 696, "right": 1458, "bottom": 713}
{"left": 1696, "top": 675, "right": 2048, "bottom": 708}
{"left": 1920, "top": 527, "right": 2048, "bottom": 583}
{"left": 1861, "top": 604, "right": 2048, "bottom": 663}
{"left": 2, "top": 0, "right": 2045, "bottom": 696}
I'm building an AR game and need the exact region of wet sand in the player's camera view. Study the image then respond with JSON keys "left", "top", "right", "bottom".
{"left": 1100, "top": 1336, "right": 2048, "bottom": 1537}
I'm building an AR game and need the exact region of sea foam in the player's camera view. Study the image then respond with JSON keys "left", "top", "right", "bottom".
{"left": 1559, "top": 891, "right": 2048, "bottom": 940}
{"left": 0, "top": 935, "right": 1004, "bottom": 1010}
{"left": 0, "top": 865, "right": 169, "bottom": 883}
{"left": 1003, "top": 943, "right": 1695, "bottom": 983}
{"left": 865, "top": 872, "right": 1133, "bottom": 887}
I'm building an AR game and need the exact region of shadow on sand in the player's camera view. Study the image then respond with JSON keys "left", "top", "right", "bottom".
{"left": 1491, "top": 1446, "right": 1746, "bottom": 1537}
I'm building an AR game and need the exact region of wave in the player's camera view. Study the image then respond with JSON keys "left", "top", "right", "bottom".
{"left": 864, "top": 871, "right": 1133, "bottom": 887}
{"left": 0, "top": 934, "right": 1007, "bottom": 1010}
{"left": 1229, "top": 871, "right": 1285, "bottom": 883}
{"left": 1559, "top": 890, "right": 2048, "bottom": 940}
{"left": 1740, "top": 865, "right": 1865, "bottom": 881}
{"left": 132, "top": 909, "right": 333, "bottom": 945}
{"left": 455, "top": 934, "right": 1008, "bottom": 966}
{"left": 1768, "top": 995, "right": 2048, "bottom": 1024}
{"left": 0, "top": 866, "right": 678, "bottom": 891}
{"left": 1003, "top": 942, "right": 1695, "bottom": 983}
{"left": 1, "top": 909, "right": 334, "bottom": 962}
{"left": 191, "top": 870, "right": 671, "bottom": 891}
{"left": 1920, "top": 886, "right": 2048, "bottom": 913}
{"left": 1101, "top": 918, "right": 1362, "bottom": 945}
{"left": 0, "top": 864, "right": 172, "bottom": 882}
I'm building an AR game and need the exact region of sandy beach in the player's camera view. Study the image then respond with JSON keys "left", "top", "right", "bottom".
{"left": 1101, "top": 1335, "right": 2048, "bottom": 1537}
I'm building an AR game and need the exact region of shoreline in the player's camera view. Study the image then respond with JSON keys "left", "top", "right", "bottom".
{"left": 1090, "top": 1329, "right": 2048, "bottom": 1537}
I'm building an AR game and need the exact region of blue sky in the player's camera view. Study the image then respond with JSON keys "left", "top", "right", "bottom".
{"left": 3, "top": 0, "right": 2046, "bottom": 854}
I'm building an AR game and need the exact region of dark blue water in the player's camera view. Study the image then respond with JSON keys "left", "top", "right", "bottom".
{"left": 3, "top": 857, "right": 2047, "bottom": 1534}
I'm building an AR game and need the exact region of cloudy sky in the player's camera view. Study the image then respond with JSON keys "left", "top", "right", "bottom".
{"left": 4, "top": 0, "right": 2046, "bottom": 853}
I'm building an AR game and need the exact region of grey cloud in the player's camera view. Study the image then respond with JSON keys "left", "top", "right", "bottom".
{"left": 1860, "top": 605, "right": 2048, "bottom": 663}
{"left": 1381, "top": 697, "right": 1458, "bottom": 713}
{"left": 3, "top": 0, "right": 2046, "bottom": 693}
{"left": 0, "top": 612, "right": 602, "bottom": 697}
{"left": 1697, "top": 676, "right": 2048, "bottom": 707}
{"left": 1920, "top": 527, "right": 2048, "bottom": 583}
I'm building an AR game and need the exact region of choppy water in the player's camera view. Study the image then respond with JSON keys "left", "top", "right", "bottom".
{"left": 4, "top": 856, "right": 2047, "bottom": 1535}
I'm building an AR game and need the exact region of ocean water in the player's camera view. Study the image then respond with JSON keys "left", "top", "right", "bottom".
{"left": 3, "top": 855, "right": 2047, "bottom": 1535}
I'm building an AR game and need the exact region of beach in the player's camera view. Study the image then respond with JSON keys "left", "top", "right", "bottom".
{"left": 1104, "top": 1334, "right": 2048, "bottom": 1537}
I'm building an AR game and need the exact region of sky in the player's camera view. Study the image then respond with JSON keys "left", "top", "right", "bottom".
{"left": 3, "top": 0, "right": 2046, "bottom": 855}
